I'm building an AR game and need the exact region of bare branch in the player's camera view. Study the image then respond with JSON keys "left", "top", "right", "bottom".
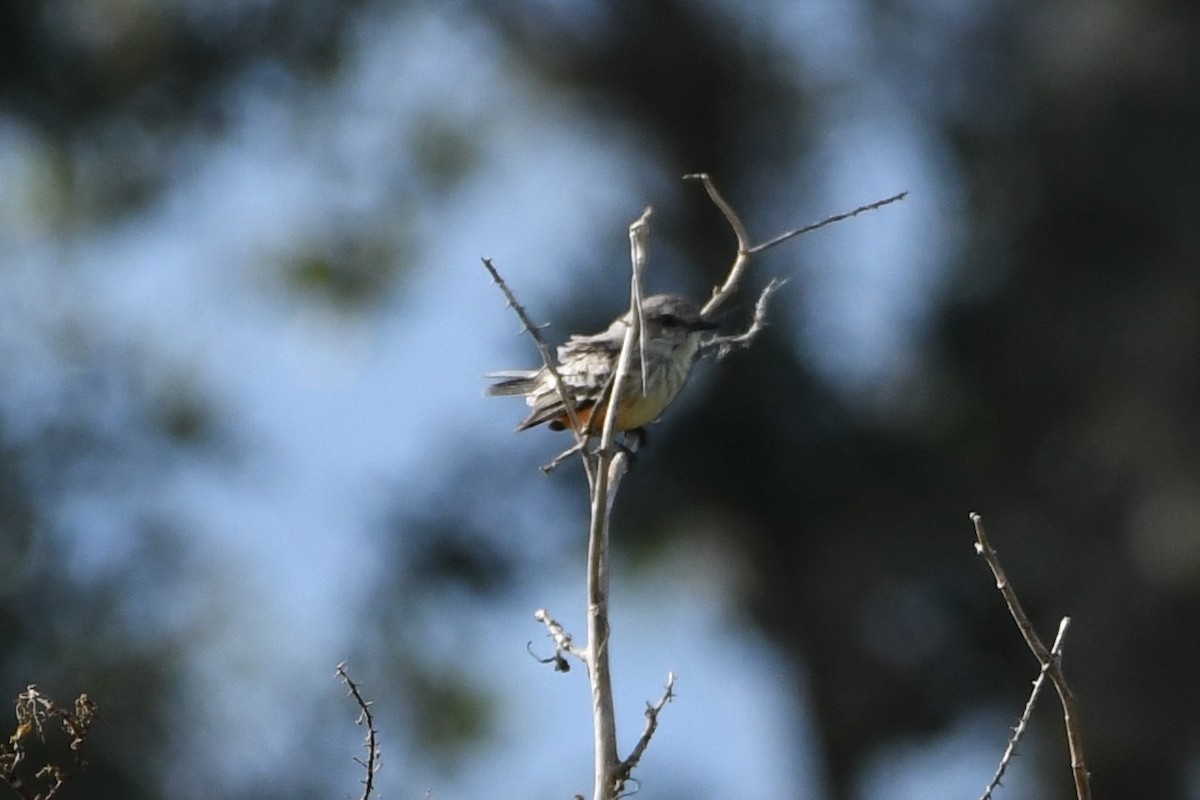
{"left": 615, "top": 672, "right": 677, "bottom": 795}
{"left": 533, "top": 607, "right": 586, "bottom": 669}
{"left": 747, "top": 191, "right": 908, "bottom": 255}
{"left": 980, "top": 617, "right": 1071, "bottom": 800}
{"left": 685, "top": 173, "right": 906, "bottom": 318}
{"left": 582, "top": 209, "right": 654, "bottom": 800}
{"left": 541, "top": 440, "right": 584, "bottom": 475}
{"left": 698, "top": 278, "right": 787, "bottom": 361}
{"left": 684, "top": 174, "right": 751, "bottom": 318}
{"left": 2, "top": 685, "right": 97, "bottom": 800}
{"left": 336, "top": 662, "right": 380, "bottom": 800}
{"left": 482, "top": 257, "right": 591, "bottom": 477}
{"left": 971, "top": 514, "right": 1052, "bottom": 663}
{"left": 630, "top": 208, "right": 652, "bottom": 395}
{"left": 971, "top": 513, "right": 1092, "bottom": 800}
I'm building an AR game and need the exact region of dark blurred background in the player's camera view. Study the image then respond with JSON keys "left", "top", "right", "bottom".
{"left": 3, "top": 0, "right": 1199, "bottom": 798}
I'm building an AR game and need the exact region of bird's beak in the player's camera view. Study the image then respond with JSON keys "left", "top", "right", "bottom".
{"left": 692, "top": 317, "right": 722, "bottom": 332}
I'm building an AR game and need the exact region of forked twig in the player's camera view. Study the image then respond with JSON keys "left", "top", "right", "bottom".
{"left": 971, "top": 513, "right": 1091, "bottom": 800}
{"left": 699, "top": 277, "right": 787, "bottom": 360}
{"left": 684, "top": 172, "right": 906, "bottom": 318}
{"left": 981, "top": 617, "right": 1071, "bottom": 800}
{"left": 615, "top": 672, "right": 677, "bottom": 796}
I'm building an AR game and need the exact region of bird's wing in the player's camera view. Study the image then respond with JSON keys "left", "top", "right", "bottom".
{"left": 556, "top": 316, "right": 626, "bottom": 358}
{"left": 513, "top": 335, "right": 622, "bottom": 431}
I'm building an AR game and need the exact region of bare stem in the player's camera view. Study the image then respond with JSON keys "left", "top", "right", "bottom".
{"left": 584, "top": 208, "right": 653, "bottom": 800}
{"left": 616, "top": 672, "right": 677, "bottom": 791}
{"left": 746, "top": 191, "right": 908, "bottom": 255}
{"left": 336, "top": 663, "right": 379, "bottom": 800}
{"left": 980, "top": 618, "right": 1071, "bottom": 800}
{"left": 971, "top": 513, "right": 1092, "bottom": 800}
{"left": 699, "top": 277, "right": 787, "bottom": 360}
{"left": 684, "top": 173, "right": 750, "bottom": 317}
{"left": 684, "top": 173, "right": 906, "bottom": 318}
{"left": 482, "top": 257, "right": 592, "bottom": 481}
{"left": 533, "top": 607, "right": 586, "bottom": 669}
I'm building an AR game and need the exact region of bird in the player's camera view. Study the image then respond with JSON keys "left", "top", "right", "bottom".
{"left": 487, "top": 294, "right": 719, "bottom": 436}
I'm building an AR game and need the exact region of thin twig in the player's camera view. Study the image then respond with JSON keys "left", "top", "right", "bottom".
{"left": 699, "top": 277, "right": 787, "bottom": 360}
{"left": 615, "top": 672, "right": 677, "bottom": 795}
{"left": 600, "top": 207, "right": 653, "bottom": 458}
{"left": 541, "top": 440, "right": 584, "bottom": 475}
{"left": 747, "top": 191, "right": 908, "bottom": 255}
{"left": 684, "top": 174, "right": 751, "bottom": 317}
{"left": 971, "top": 513, "right": 1092, "bottom": 800}
{"left": 632, "top": 210, "right": 651, "bottom": 397}
{"left": 972, "top": 514, "right": 1055, "bottom": 675}
{"left": 981, "top": 617, "right": 1071, "bottom": 800}
{"left": 336, "top": 662, "right": 380, "bottom": 800}
{"left": 534, "top": 608, "right": 587, "bottom": 668}
{"left": 482, "top": 258, "right": 591, "bottom": 480}
{"left": 2, "top": 686, "right": 98, "bottom": 800}
{"left": 684, "top": 173, "right": 906, "bottom": 318}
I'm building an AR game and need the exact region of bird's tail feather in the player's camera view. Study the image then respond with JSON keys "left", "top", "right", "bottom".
{"left": 485, "top": 371, "right": 540, "bottom": 396}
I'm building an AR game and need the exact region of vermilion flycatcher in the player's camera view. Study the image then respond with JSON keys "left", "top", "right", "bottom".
{"left": 487, "top": 294, "right": 718, "bottom": 435}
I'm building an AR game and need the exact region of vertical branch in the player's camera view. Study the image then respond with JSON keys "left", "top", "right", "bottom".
{"left": 584, "top": 207, "right": 652, "bottom": 800}
{"left": 584, "top": 472, "right": 618, "bottom": 800}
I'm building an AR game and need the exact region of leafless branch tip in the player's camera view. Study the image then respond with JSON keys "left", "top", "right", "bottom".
{"left": 686, "top": 173, "right": 906, "bottom": 318}
{"left": 980, "top": 617, "right": 1072, "bottom": 800}
{"left": 747, "top": 191, "right": 908, "bottom": 255}
{"left": 614, "top": 672, "right": 677, "bottom": 797}
{"left": 482, "top": 258, "right": 590, "bottom": 468}
{"left": 970, "top": 513, "right": 1091, "bottom": 800}
{"left": 700, "top": 277, "right": 787, "bottom": 360}
{"left": 337, "top": 662, "right": 380, "bottom": 800}
{"left": 533, "top": 608, "right": 586, "bottom": 671}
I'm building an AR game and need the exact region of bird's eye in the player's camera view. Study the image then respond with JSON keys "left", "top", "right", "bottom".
{"left": 657, "top": 313, "right": 681, "bottom": 327}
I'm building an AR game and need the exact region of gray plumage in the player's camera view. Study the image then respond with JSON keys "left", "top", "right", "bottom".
{"left": 487, "top": 294, "right": 717, "bottom": 432}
